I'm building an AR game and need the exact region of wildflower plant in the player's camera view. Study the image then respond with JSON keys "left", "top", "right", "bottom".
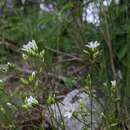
{"left": 20, "top": 40, "right": 45, "bottom": 97}
{"left": 21, "top": 40, "right": 45, "bottom": 62}
{"left": 0, "top": 1, "right": 128, "bottom": 129}
{"left": 0, "top": 39, "right": 121, "bottom": 129}
{"left": 83, "top": 41, "right": 101, "bottom": 63}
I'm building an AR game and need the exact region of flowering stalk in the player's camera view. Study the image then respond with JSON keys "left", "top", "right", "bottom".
{"left": 23, "top": 96, "right": 39, "bottom": 109}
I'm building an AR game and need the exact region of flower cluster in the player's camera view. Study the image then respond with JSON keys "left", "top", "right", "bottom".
{"left": 82, "top": 2, "right": 100, "bottom": 26}
{"left": 21, "top": 40, "right": 45, "bottom": 62}
{"left": 82, "top": 0, "right": 119, "bottom": 26}
{"left": 21, "top": 40, "right": 38, "bottom": 53}
{"left": 24, "top": 96, "right": 39, "bottom": 108}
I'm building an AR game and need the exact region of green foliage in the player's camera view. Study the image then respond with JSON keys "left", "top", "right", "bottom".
{"left": 0, "top": 0, "right": 130, "bottom": 129}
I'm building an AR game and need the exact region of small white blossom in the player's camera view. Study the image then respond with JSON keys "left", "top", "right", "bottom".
{"left": 32, "top": 71, "right": 36, "bottom": 77}
{"left": 111, "top": 80, "right": 116, "bottom": 87}
{"left": 29, "top": 71, "right": 36, "bottom": 82}
{"left": 21, "top": 40, "right": 38, "bottom": 53}
{"left": 85, "top": 41, "right": 100, "bottom": 49}
{"left": 64, "top": 107, "right": 75, "bottom": 119}
{"left": 103, "top": 0, "right": 112, "bottom": 6}
{"left": 64, "top": 111, "right": 73, "bottom": 119}
{"left": 0, "top": 79, "right": 3, "bottom": 83}
{"left": 25, "top": 96, "right": 38, "bottom": 107}
{"left": 40, "top": 3, "right": 53, "bottom": 12}
{"left": 6, "top": 102, "right": 12, "bottom": 106}
{"left": 7, "top": 62, "right": 11, "bottom": 66}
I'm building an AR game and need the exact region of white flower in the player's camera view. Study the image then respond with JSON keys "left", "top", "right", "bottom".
{"left": 103, "top": 0, "right": 112, "bottom": 6}
{"left": 40, "top": 3, "right": 53, "bottom": 12}
{"left": 7, "top": 62, "right": 11, "bottom": 66}
{"left": 6, "top": 102, "right": 12, "bottom": 106}
{"left": 25, "top": 96, "right": 38, "bottom": 107}
{"left": 64, "top": 111, "right": 73, "bottom": 119}
{"left": 111, "top": 80, "right": 116, "bottom": 87}
{"left": 29, "top": 71, "right": 36, "bottom": 82}
{"left": 0, "top": 79, "right": 3, "bottom": 83}
{"left": 103, "top": 0, "right": 119, "bottom": 6}
{"left": 64, "top": 108, "right": 75, "bottom": 119}
{"left": 85, "top": 41, "right": 100, "bottom": 49}
{"left": 32, "top": 71, "right": 36, "bottom": 77}
{"left": 21, "top": 40, "right": 38, "bottom": 53}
